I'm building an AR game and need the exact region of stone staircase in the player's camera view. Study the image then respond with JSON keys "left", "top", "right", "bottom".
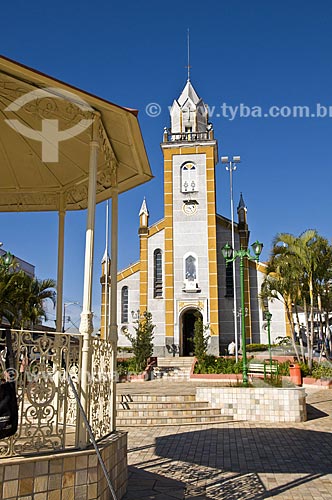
{"left": 116, "top": 386, "right": 231, "bottom": 427}
{"left": 153, "top": 357, "right": 194, "bottom": 381}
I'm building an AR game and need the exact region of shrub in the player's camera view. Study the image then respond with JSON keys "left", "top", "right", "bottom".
{"left": 278, "top": 361, "right": 290, "bottom": 376}
{"left": 124, "top": 311, "right": 155, "bottom": 373}
{"left": 193, "top": 315, "right": 209, "bottom": 363}
{"left": 246, "top": 343, "right": 269, "bottom": 352}
{"left": 117, "top": 358, "right": 139, "bottom": 376}
{"left": 298, "top": 361, "right": 311, "bottom": 378}
{"left": 274, "top": 336, "right": 292, "bottom": 346}
{"left": 311, "top": 361, "right": 332, "bottom": 379}
{"left": 194, "top": 355, "right": 243, "bottom": 374}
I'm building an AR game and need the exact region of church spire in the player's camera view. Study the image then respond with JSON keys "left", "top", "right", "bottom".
{"left": 237, "top": 192, "right": 246, "bottom": 211}
{"left": 169, "top": 80, "right": 209, "bottom": 137}
{"left": 237, "top": 193, "right": 249, "bottom": 249}
{"left": 139, "top": 197, "right": 149, "bottom": 231}
{"left": 186, "top": 28, "right": 191, "bottom": 82}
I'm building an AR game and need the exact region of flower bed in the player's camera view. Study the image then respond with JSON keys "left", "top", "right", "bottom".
{"left": 190, "top": 356, "right": 332, "bottom": 388}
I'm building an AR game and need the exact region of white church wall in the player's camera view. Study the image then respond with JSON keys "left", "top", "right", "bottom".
{"left": 250, "top": 265, "right": 287, "bottom": 344}
{"left": 248, "top": 263, "right": 262, "bottom": 344}
{"left": 172, "top": 153, "right": 210, "bottom": 303}
{"left": 117, "top": 270, "right": 140, "bottom": 348}
{"left": 171, "top": 152, "right": 212, "bottom": 349}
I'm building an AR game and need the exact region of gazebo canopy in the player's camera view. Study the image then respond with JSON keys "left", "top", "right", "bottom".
{"left": 0, "top": 55, "right": 152, "bottom": 211}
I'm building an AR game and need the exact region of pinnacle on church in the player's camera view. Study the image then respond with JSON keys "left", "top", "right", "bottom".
{"left": 237, "top": 192, "right": 247, "bottom": 210}
{"left": 139, "top": 197, "right": 149, "bottom": 216}
{"left": 101, "top": 248, "right": 109, "bottom": 264}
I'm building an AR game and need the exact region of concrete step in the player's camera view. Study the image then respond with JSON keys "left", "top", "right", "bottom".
{"left": 116, "top": 383, "right": 229, "bottom": 427}
{"left": 157, "top": 357, "right": 194, "bottom": 367}
{"left": 153, "top": 358, "right": 193, "bottom": 381}
{"left": 117, "top": 393, "right": 196, "bottom": 403}
{"left": 153, "top": 369, "right": 191, "bottom": 380}
{"left": 118, "top": 400, "right": 209, "bottom": 410}
{"left": 117, "top": 407, "right": 221, "bottom": 418}
{"left": 117, "top": 413, "right": 230, "bottom": 427}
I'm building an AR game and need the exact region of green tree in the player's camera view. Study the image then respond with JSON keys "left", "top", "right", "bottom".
{"left": 12, "top": 273, "right": 56, "bottom": 328}
{"left": 264, "top": 230, "right": 332, "bottom": 369}
{"left": 0, "top": 267, "right": 19, "bottom": 325}
{"left": 193, "top": 314, "right": 209, "bottom": 363}
{"left": 125, "top": 311, "right": 155, "bottom": 373}
{"left": 0, "top": 265, "right": 56, "bottom": 329}
{"left": 260, "top": 252, "right": 302, "bottom": 362}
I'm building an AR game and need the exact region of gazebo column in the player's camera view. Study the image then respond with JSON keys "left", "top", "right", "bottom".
{"left": 110, "top": 184, "right": 119, "bottom": 431}
{"left": 78, "top": 115, "right": 100, "bottom": 448}
{"left": 56, "top": 193, "right": 66, "bottom": 332}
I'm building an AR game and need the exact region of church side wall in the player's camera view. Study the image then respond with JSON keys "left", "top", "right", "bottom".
{"left": 147, "top": 229, "right": 166, "bottom": 356}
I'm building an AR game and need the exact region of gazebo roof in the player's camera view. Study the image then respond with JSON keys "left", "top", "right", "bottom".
{"left": 0, "top": 55, "right": 153, "bottom": 211}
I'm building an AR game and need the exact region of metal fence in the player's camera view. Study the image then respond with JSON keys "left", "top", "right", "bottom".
{"left": 0, "top": 329, "right": 114, "bottom": 457}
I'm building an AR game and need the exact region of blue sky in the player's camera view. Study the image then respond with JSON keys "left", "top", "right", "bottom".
{"left": 1, "top": 0, "right": 332, "bottom": 330}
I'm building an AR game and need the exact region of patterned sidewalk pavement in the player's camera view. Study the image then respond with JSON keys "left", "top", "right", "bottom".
{"left": 121, "top": 385, "right": 332, "bottom": 500}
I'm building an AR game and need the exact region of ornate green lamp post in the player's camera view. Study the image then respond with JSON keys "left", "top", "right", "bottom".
{"left": 0, "top": 251, "right": 14, "bottom": 270}
{"left": 222, "top": 240, "right": 263, "bottom": 386}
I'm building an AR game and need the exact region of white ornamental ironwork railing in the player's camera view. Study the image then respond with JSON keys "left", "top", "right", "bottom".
{"left": 0, "top": 329, "right": 115, "bottom": 458}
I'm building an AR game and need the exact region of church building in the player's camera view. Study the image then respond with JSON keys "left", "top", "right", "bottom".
{"left": 101, "top": 79, "right": 289, "bottom": 356}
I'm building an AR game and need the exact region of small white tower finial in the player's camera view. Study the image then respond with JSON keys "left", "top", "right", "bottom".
{"left": 139, "top": 197, "right": 149, "bottom": 230}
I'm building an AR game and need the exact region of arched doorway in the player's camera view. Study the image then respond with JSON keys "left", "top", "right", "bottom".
{"left": 181, "top": 309, "right": 202, "bottom": 356}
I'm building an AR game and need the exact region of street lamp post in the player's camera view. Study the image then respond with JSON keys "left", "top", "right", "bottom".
{"left": 221, "top": 155, "right": 240, "bottom": 361}
{"left": 62, "top": 302, "right": 80, "bottom": 332}
{"left": 222, "top": 240, "right": 263, "bottom": 386}
{"left": 265, "top": 311, "right": 273, "bottom": 376}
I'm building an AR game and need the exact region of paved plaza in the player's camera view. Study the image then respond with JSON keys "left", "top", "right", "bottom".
{"left": 120, "top": 383, "right": 332, "bottom": 499}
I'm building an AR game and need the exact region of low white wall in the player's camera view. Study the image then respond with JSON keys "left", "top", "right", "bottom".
{"left": 196, "top": 387, "right": 307, "bottom": 422}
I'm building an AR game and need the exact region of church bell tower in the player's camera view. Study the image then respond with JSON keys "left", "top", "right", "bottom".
{"left": 161, "top": 78, "right": 220, "bottom": 355}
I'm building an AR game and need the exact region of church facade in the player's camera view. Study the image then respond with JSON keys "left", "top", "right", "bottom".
{"left": 101, "top": 80, "right": 289, "bottom": 356}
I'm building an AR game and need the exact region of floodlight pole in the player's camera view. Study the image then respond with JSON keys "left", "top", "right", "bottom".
{"left": 265, "top": 311, "right": 273, "bottom": 376}
{"left": 221, "top": 156, "right": 240, "bottom": 361}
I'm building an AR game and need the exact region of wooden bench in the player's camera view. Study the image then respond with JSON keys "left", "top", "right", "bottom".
{"left": 248, "top": 361, "right": 279, "bottom": 381}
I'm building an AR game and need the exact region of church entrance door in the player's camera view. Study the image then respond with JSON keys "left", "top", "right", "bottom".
{"left": 181, "top": 309, "right": 202, "bottom": 357}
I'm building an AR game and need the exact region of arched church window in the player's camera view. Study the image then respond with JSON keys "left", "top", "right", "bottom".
{"left": 181, "top": 162, "right": 197, "bottom": 193}
{"left": 183, "top": 252, "right": 201, "bottom": 292}
{"left": 154, "top": 249, "right": 163, "bottom": 298}
{"left": 185, "top": 255, "right": 197, "bottom": 281}
{"left": 121, "top": 286, "right": 129, "bottom": 323}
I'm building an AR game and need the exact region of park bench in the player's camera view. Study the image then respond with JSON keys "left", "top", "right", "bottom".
{"left": 247, "top": 360, "right": 279, "bottom": 381}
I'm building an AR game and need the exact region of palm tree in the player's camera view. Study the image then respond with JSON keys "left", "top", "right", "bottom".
{"left": 0, "top": 267, "right": 56, "bottom": 330}
{"left": 0, "top": 267, "right": 20, "bottom": 325}
{"left": 260, "top": 252, "right": 302, "bottom": 362}
{"left": 11, "top": 273, "right": 56, "bottom": 329}
{"left": 271, "top": 230, "right": 329, "bottom": 369}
